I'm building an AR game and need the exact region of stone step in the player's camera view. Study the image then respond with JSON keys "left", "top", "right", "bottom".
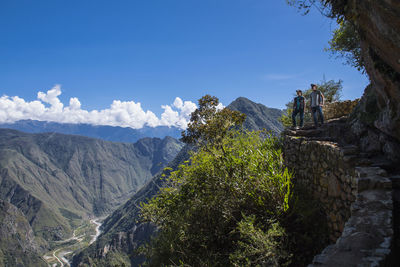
{"left": 310, "top": 189, "right": 393, "bottom": 267}
{"left": 304, "top": 137, "right": 337, "bottom": 142}
{"left": 292, "top": 129, "right": 324, "bottom": 137}
{"left": 342, "top": 155, "right": 359, "bottom": 165}
{"left": 342, "top": 156, "right": 374, "bottom": 168}
{"left": 326, "top": 116, "right": 348, "bottom": 124}
{"left": 355, "top": 166, "right": 388, "bottom": 178}
{"left": 357, "top": 176, "right": 392, "bottom": 192}
{"left": 340, "top": 145, "right": 359, "bottom": 156}
{"left": 354, "top": 157, "right": 374, "bottom": 167}
{"left": 370, "top": 159, "right": 395, "bottom": 170}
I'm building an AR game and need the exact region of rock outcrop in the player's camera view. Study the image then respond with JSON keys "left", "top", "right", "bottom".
{"left": 323, "top": 99, "right": 359, "bottom": 121}
{"left": 0, "top": 199, "right": 47, "bottom": 266}
{"left": 333, "top": 0, "right": 400, "bottom": 162}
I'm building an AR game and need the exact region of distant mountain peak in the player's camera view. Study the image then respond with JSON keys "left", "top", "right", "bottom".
{"left": 227, "top": 97, "right": 283, "bottom": 133}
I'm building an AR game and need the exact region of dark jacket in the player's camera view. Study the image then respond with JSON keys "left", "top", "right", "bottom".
{"left": 293, "top": 96, "right": 305, "bottom": 110}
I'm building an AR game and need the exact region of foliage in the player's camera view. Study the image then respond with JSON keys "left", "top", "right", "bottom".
{"left": 326, "top": 21, "right": 364, "bottom": 72}
{"left": 230, "top": 216, "right": 291, "bottom": 267}
{"left": 286, "top": 0, "right": 347, "bottom": 19}
{"left": 280, "top": 107, "right": 294, "bottom": 128}
{"left": 303, "top": 77, "right": 342, "bottom": 103}
{"left": 283, "top": 184, "right": 329, "bottom": 266}
{"left": 140, "top": 130, "right": 293, "bottom": 266}
{"left": 181, "top": 94, "right": 246, "bottom": 148}
{"left": 280, "top": 78, "right": 343, "bottom": 127}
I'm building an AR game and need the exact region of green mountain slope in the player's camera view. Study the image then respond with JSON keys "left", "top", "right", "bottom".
{"left": 72, "top": 97, "right": 283, "bottom": 266}
{"left": 0, "top": 199, "right": 47, "bottom": 267}
{"left": 0, "top": 129, "right": 183, "bottom": 249}
{"left": 227, "top": 97, "right": 283, "bottom": 134}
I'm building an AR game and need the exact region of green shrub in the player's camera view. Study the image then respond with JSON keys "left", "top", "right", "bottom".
{"left": 140, "top": 131, "right": 293, "bottom": 266}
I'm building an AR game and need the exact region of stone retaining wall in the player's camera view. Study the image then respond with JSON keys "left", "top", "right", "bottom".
{"left": 283, "top": 132, "right": 394, "bottom": 266}
{"left": 283, "top": 136, "right": 358, "bottom": 241}
{"left": 322, "top": 99, "right": 360, "bottom": 121}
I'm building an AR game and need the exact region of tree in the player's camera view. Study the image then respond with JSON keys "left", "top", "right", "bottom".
{"left": 181, "top": 94, "right": 246, "bottom": 148}
{"left": 325, "top": 21, "right": 364, "bottom": 72}
{"left": 303, "top": 77, "right": 343, "bottom": 103}
{"left": 286, "top": 0, "right": 347, "bottom": 19}
{"left": 140, "top": 130, "right": 293, "bottom": 266}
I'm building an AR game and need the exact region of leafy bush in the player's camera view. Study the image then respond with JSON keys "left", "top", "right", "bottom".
{"left": 140, "top": 95, "right": 329, "bottom": 266}
{"left": 140, "top": 131, "right": 293, "bottom": 266}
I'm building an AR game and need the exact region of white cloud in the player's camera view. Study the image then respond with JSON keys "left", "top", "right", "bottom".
{"left": 0, "top": 85, "right": 199, "bottom": 129}
{"left": 160, "top": 97, "right": 197, "bottom": 129}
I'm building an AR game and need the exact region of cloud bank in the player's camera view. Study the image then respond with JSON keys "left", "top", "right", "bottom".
{"left": 0, "top": 85, "right": 198, "bottom": 129}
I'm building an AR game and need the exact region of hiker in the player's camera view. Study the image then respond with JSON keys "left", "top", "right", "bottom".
{"left": 309, "top": 83, "right": 324, "bottom": 127}
{"left": 292, "top": 89, "right": 305, "bottom": 129}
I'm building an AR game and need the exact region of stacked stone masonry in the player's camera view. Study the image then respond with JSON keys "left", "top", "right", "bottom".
{"left": 283, "top": 117, "right": 394, "bottom": 266}
{"left": 322, "top": 99, "right": 360, "bottom": 121}
{"left": 284, "top": 136, "right": 358, "bottom": 241}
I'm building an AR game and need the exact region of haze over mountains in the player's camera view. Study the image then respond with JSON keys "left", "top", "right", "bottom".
{"left": 0, "top": 120, "right": 182, "bottom": 143}
{"left": 73, "top": 97, "right": 283, "bottom": 266}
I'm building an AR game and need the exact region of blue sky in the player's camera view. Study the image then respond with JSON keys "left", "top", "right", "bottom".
{"left": 0, "top": 0, "right": 369, "bottom": 128}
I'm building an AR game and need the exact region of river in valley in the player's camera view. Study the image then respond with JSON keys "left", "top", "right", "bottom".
{"left": 43, "top": 218, "right": 102, "bottom": 267}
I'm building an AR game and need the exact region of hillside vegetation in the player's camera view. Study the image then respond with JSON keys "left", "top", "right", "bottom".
{"left": 0, "top": 129, "right": 183, "bottom": 251}
{"left": 0, "top": 200, "right": 47, "bottom": 267}
{"left": 73, "top": 97, "right": 327, "bottom": 267}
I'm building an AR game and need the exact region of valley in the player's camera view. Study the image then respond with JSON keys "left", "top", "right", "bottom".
{"left": 73, "top": 97, "right": 285, "bottom": 266}
{"left": 43, "top": 218, "right": 103, "bottom": 266}
{"left": 1, "top": 0, "right": 400, "bottom": 264}
{"left": 0, "top": 128, "right": 183, "bottom": 266}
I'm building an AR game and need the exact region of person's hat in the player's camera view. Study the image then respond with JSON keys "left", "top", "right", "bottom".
{"left": 296, "top": 89, "right": 302, "bottom": 93}
{"left": 310, "top": 83, "right": 317, "bottom": 88}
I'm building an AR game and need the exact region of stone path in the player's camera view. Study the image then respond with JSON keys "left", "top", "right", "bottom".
{"left": 284, "top": 117, "right": 399, "bottom": 266}
{"left": 310, "top": 167, "right": 394, "bottom": 266}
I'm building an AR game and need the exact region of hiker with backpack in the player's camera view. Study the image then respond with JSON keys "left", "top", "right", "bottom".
{"left": 292, "top": 89, "right": 305, "bottom": 129}
{"left": 309, "top": 83, "right": 324, "bottom": 128}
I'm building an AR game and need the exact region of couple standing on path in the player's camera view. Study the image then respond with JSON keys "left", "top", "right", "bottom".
{"left": 292, "top": 83, "right": 324, "bottom": 129}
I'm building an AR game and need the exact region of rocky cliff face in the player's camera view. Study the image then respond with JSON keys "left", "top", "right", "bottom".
{"left": 0, "top": 129, "right": 183, "bottom": 252}
{"left": 340, "top": 0, "right": 400, "bottom": 162}
{"left": 0, "top": 199, "right": 47, "bottom": 266}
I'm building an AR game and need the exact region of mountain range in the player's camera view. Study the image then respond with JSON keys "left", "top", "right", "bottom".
{"left": 72, "top": 97, "right": 283, "bottom": 266}
{"left": 0, "top": 129, "right": 183, "bottom": 263}
{"left": 0, "top": 96, "right": 284, "bottom": 143}
{"left": 0, "top": 97, "right": 282, "bottom": 266}
{"left": 0, "top": 120, "right": 182, "bottom": 143}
